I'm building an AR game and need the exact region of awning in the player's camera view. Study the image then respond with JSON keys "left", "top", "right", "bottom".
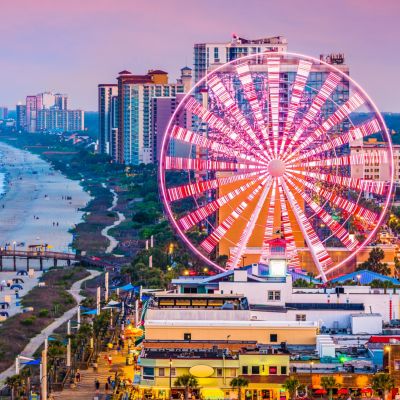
{"left": 200, "top": 388, "right": 225, "bottom": 399}
{"left": 82, "top": 309, "right": 97, "bottom": 315}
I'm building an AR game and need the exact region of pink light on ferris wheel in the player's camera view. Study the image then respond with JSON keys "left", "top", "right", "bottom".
{"left": 158, "top": 51, "right": 394, "bottom": 281}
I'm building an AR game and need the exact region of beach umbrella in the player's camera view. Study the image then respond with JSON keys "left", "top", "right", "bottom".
{"left": 11, "top": 284, "right": 23, "bottom": 290}
{"left": 315, "top": 389, "right": 327, "bottom": 395}
{"left": 361, "top": 388, "right": 372, "bottom": 394}
{"left": 338, "top": 388, "right": 349, "bottom": 395}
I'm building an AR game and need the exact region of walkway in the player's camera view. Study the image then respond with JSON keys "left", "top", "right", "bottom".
{"left": 0, "top": 269, "right": 102, "bottom": 384}
{"left": 100, "top": 184, "right": 126, "bottom": 254}
{"left": 53, "top": 344, "right": 129, "bottom": 399}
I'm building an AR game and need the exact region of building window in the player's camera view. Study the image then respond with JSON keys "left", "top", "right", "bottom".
{"left": 281, "top": 366, "right": 287, "bottom": 375}
{"left": 296, "top": 314, "right": 306, "bottom": 321}
{"left": 251, "top": 366, "right": 260, "bottom": 374}
{"left": 269, "top": 366, "right": 278, "bottom": 375}
{"left": 242, "top": 366, "right": 248, "bottom": 375}
{"left": 170, "top": 368, "right": 176, "bottom": 376}
{"left": 268, "top": 291, "right": 281, "bottom": 301}
{"left": 184, "top": 333, "right": 191, "bottom": 341}
{"left": 230, "top": 368, "right": 237, "bottom": 377}
{"left": 159, "top": 368, "right": 165, "bottom": 377}
{"left": 394, "top": 360, "right": 400, "bottom": 371}
{"left": 270, "top": 334, "right": 278, "bottom": 343}
{"left": 216, "top": 368, "right": 223, "bottom": 377}
{"left": 143, "top": 367, "right": 155, "bottom": 380}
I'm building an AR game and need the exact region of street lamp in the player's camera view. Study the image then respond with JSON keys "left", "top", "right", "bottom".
{"left": 169, "top": 358, "right": 172, "bottom": 400}
{"left": 385, "top": 345, "right": 391, "bottom": 373}
{"left": 13, "top": 241, "right": 16, "bottom": 252}
{"left": 310, "top": 361, "right": 314, "bottom": 375}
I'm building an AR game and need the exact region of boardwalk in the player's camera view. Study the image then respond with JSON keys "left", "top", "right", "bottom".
{"left": 53, "top": 346, "right": 129, "bottom": 400}
{"left": 0, "top": 270, "right": 102, "bottom": 385}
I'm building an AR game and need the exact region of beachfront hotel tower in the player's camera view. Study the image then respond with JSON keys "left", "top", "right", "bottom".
{"left": 115, "top": 69, "right": 188, "bottom": 165}
{"left": 98, "top": 84, "right": 118, "bottom": 155}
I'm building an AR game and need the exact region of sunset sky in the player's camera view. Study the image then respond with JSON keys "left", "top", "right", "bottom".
{"left": 1, "top": 0, "right": 399, "bottom": 111}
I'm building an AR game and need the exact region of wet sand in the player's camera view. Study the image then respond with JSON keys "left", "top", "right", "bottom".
{"left": 0, "top": 142, "right": 92, "bottom": 253}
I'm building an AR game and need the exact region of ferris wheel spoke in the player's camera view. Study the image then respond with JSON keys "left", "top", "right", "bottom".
{"left": 285, "top": 171, "right": 379, "bottom": 227}
{"left": 170, "top": 125, "right": 266, "bottom": 166}
{"left": 285, "top": 176, "right": 359, "bottom": 251}
{"left": 279, "top": 60, "right": 312, "bottom": 157}
{"left": 259, "top": 179, "right": 278, "bottom": 263}
{"left": 236, "top": 63, "right": 272, "bottom": 156}
{"left": 184, "top": 97, "right": 270, "bottom": 163}
{"left": 277, "top": 179, "right": 300, "bottom": 269}
{"left": 208, "top": 75, "right": 271, "bottom": 158}
{"left": 281, "top": 180, "right": 332, "bottom": 282}
{"left": 267, "top": 57, "right": 281, "bottom": 157}
{"left": 200, "top": 177, "right": 270, "bottom": 253}
{"left": 289, "top": 118, "right": 382, "bottom": 164}
{"left": 286, "top": 92, "right": 365, "bottom": 161}
{"left": 165, "top": 156, "right": 266, "bottom": 172}
{"left": 296, "top": 149, "right": 389, "bottom": 169}
{"left": 178, "top": 174, "right": 266, "bottom": 231}
{"left": 282, "top": 72, "right": 342, "bottom": 160}
{"left": 227, "top": 179, "right": 274, "bottom": 269}
{"left": 168, "top": 171, "right": 260, "bottom": 202}
{"left": 286, "top": 167, "right": 388, "bottom": 195}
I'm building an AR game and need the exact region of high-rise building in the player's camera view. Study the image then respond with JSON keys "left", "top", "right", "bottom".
{"left": 36, "top": 109, "right": 84, "bottom": 132}
{"left": 98, "top": 84, "right": 118, "bottom": 154}
{"left": 0, "top": 107, "right": 8, "bottom": 120}
{"left": 116, "top": 69, "right": 186, "bottom": 165}
{"left": 194, "top": 35, "right": 288, "bottom": 84}
{"left": 55, "top": 93, "right": 68, "bottom": 110}
{"left": 16, "top": 104, "right": 26, "bottom": 131}
{"left": 26, "top": 95, "right": 38, "bottom": 133}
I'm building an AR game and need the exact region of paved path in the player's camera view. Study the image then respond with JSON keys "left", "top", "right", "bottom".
{"left": 100, "top": 185, "right": 126, "bottom": 254}
{"left": 53, "top": 344, "right": 128, "bottom": 399}
{"left": 0, "top": 269, "right": 102, "bottom": 384}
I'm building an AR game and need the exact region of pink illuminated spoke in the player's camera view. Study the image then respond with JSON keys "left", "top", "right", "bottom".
{"left": 267, "top": 57, "right": 280, "bottom": 157}
{"left": 281, "top": 180, "right": 333, "bottom": 281}
{"left": 259, "top": 179, "right": 278, "bottom": 263}
{"left": 296, "top": 149, "right": 389, "bottom": 169}
{"left": 227, "top": 179, "right": 274, "bottom": 269}
{"left": 286, "top": 92, "right": 365, "bottom": 161}
{"left": 168, "top": 171, "right": 260, "bottom": 202}
{"left": 279, "top": 60, "right": 312, "bottom": 157}
{"left": 282, "top": 72, "right": 341, "bottom": 160}
{"left": 285, "top": 171, "right": 379, "bottom": 227}
{"left": 170, "top": 125, "right": 266, "bottom": 166}
{"left": 200, "top": 178, "right": 270, "bottom": 253}
{"left": 165, "top": 156, "right": 266, "bottom": 172}
{"left": 184, "top": 97, "right": 270, "bottom": 163}
{"left": 178, "top": 174, "right": 267, "bottom": 231}
{"left": 286, "top": 167, "right": 388, "bottom": 196}
{"left": 207, "top": 75, "right": 270, "bottom": 158}
{"left": 277, "top": 179, "right": 300, "bottom": 268}
{"left": 290, "top": 119, "right": 382, "bottom": 164}
{"left": 236, "top": 63, "right": 272, "bottom": 156}
{"left": 285, "top": 175, "right": 359, "bottom": 250}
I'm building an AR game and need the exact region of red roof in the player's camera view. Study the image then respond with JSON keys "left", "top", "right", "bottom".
{"left": 369, "top": 336, "right": 400, "bottom": 343}
{"left": 148, "top": 69, "right": 168, "bottom": 75}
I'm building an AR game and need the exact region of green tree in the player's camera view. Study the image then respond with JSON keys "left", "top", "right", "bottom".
{"left": 174, "top": 374, "right": 199, "bottom": 400}
{"left": 230, "top": 377, "right": 249, "bottom": 400}
{"left": 371, "top": 373, "right": 394, "bottom": 400}
{"left": 5, "top": 375, "right": 22, "bottom": 400}
{"left": 358, "top": 247, "right": 390, "bottom": 275}
{"left": 321, "top": 376, "right": 338, "bottom": 400}
{"left": 282, "top": 377, "right": 301, "bottom": 400}
{"left": 370, "top": 279, "right": 395, "bottom": 293}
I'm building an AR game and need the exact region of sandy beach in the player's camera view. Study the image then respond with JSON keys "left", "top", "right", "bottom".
{"left": 0, "top": 142, "right": 92, "bottom": 255}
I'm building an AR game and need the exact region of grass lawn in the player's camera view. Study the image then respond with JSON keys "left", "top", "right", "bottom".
{"left": 0, "top": 266, "right": 89, "bottom": 372}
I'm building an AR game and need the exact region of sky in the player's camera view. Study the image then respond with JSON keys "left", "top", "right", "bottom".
{"left": 1, "top": 0, "right": 399, "bottom": 111}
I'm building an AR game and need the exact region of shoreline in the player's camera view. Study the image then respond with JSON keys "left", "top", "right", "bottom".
{"left": 0, "top": 142, "right": 92, "bottom": 254}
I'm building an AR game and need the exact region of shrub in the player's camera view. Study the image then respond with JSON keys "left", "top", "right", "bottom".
{"left": 38, "top": 309, "right": 49, "bottom": 318}
{"left": 20, "top": 317, "right": 36, "bottom": 326}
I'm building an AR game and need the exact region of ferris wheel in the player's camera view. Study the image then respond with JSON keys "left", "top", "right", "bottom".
{"left": 159, "top": 52, "right": 393, "bottom": 282}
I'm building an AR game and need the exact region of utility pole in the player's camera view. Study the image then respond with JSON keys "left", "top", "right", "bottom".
{"left": 77, "top": 305, "right": 81, "bottom": 329}
{"left": 105, "top": 272, "right": 109, "bottom": 302}
{"left": 96, "top": 287, "right": 101, "bottom": 315}
{"left": 67, "top": 320, "right": 71, "bottom": 368}
{"left": 41, "top": 337, "right": 48, "bottom": 400}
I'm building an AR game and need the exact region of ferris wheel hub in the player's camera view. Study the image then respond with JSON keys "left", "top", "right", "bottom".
{"left": 268, "top": 158, "right": 286, "bottom": 177}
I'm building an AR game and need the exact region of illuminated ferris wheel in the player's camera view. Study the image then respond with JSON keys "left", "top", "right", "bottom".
{"left": 159, "top": 52, "right": 393, "bottom": 282}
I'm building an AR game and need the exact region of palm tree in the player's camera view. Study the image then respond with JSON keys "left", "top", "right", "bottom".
{"left": 372, "top": 373, "right": 395, "bottom": 400}
{"left": 174, "top": 374, "right": 199, "bottom": 400}
{"left": 230, "top": 377, "right": 249, "bottom": 400}
{"left": 5, "top": 375, "right": 22, "bottom": 400}
{"left": 321, "top": 376, "right": 338, "bottom": 400}
{"left": 283, "top": 377, "right": 301, "bottom": 400}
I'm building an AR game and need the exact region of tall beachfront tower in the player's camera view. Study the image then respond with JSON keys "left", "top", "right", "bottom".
{"left": 194, "top": 35, "right": 288, "bottom": 84}
{"left": 98, "top": 84, "right": 118, "bottom": 155}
